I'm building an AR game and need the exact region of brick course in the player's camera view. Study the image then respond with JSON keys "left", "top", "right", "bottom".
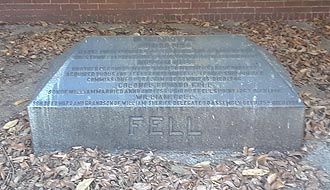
{"left": 1, "top": 0, "right": 329, "bottom": 23}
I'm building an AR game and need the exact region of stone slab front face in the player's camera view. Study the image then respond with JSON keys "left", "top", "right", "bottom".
{"left": 28, "top": 35, "right": 305, "bottom": 153}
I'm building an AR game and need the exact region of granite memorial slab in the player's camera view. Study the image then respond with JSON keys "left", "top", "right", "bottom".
{"left": 28, "top": 35, "right": 305, "bottom": 153}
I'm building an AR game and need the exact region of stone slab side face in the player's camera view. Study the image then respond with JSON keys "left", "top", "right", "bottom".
{"left": 28, "top": 35, "right": 305, "bottom": 153}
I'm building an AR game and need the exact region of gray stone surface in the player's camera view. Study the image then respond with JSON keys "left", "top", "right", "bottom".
{"left": 320, "top": 36, "right": 330, "bottom": 51}
{"left": 28, "top": 35, "right": 305, "bottom": 153}
{"left": 305, "top": 140, "right": 330, "bottom": 175}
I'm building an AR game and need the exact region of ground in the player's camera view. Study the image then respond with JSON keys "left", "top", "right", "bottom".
{"left": 0, "top": 19, "right": 329, "bottom": 190}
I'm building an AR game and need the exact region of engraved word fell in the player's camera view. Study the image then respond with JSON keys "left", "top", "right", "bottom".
{"left": 129, "top": 116, "right": 202, "bottom": 136}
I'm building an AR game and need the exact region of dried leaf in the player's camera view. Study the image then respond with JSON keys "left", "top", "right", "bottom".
{"left": 215, "top": 163, "right": 230, "bottom": 172}
{"left": 232, "top": 160, "right": 246, "bottom": 165}
{"left": 171, "top": 165, "right": 189, "bottom": 175}
{"left": 195, "top": 185, "right": 207, "bottom": 190}
{"left": 39, "top": 21, "right": 48, "bottom": 27}
{"left": 267, "top": 173, "right": 278, "bottom": 185}
{"left": 11, "top": 143, "right": 26, "bottom": 150}
{"left": 14, "top": 98, "right": 29, "bottom": 105}
{"left": 21, "top": 46, "right": 29, "bottom": 56}
{"left": 242, "top": 168, "right": 269, "bottom": 176}
{"left": 141, "top": 155, "right": 153, "bottom": 164}
{"left": 0, "top": 49, "right": 9, "bottom": 54}
{"left": 210, "top": 175, "right": 222, "bottom": 181}
{"left": 3, "top": 119, "right": 19, "bottom": 129}
{"left": 155, "top": 32, "right": 169, "bottom": 36}
{"left": 75, "top": 178, "right": 94, "bottom": 190}
{"left": 133, "top": 183, "right": 151, "bottom": 190}
{"left": 270, "top": 180, "right": 285, "bottom": 189}
{"left": 202, "top": 22, "right": 210, "bottom": 27}
{"left": 55, "top": 165, "right": 69, "bottom": 176}
{"left": 194, "top": 161, "right": 210, "bottom": 168}
{"left": 224, "top": 180, "right": 237, "bottom": 188}
{"left": 243, "top": 146, "right": 249, "bottom": 156}
{"left": 256, "top": 154, "right": 269, "bottom": 161}
{"left": 285, "top": 183, "right": 297, "bottom": 187}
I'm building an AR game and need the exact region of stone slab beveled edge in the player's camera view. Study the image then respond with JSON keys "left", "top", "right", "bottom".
{"left": 29, "top": 39, "right": 86, "bottom": 104}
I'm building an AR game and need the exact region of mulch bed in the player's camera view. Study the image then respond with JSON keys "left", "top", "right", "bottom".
{"left": 0, "top": 18, "right": 329, "bottom": 189}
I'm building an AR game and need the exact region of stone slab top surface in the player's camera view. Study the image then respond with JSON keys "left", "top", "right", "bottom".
{"left": 29, "top": 35, "right": 304, "bottom": 108}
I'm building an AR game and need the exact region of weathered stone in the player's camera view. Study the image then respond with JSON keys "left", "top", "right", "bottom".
{"left": 28, "top": 35, "right": 305, "bottom": 153}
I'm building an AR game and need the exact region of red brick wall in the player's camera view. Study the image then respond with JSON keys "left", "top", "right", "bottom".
{"left": 1, "top": 0, "right": 330, "bottom": 23}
